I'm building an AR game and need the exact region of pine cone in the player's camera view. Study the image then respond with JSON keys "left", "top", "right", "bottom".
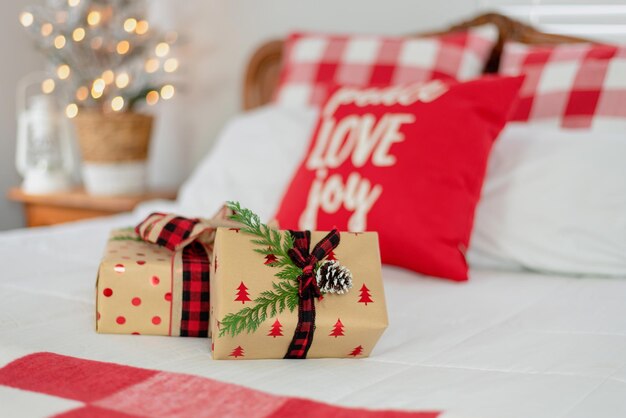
{"left": 316, "top": 260, "right": 353, "bottom": 294}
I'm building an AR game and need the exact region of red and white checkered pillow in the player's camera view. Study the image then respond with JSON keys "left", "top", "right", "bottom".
{"left": 274, "top": 24, "right": 499, "bottom": 107}
{"left": 501, "top": 41, "right": 626, "bottom": 129}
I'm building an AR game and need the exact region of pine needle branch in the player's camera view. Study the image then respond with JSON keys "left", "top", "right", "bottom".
{"left": 110, "top": 235, "right": 143, "bottom": 242}
{"left": 226, "top": 201, "right": 295, "bottom": 274}
{"left": 220, "top": 202, "right": 302, "bottom": 337}
{"left": 219, "top": 281, "right": 299, "bottom": 337}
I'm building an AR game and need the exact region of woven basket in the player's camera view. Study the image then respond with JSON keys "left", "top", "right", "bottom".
{"left": 74, "top": 110, "right": 153, "bottom": 163}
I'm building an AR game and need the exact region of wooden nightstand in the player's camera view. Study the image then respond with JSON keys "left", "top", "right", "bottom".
{"left": 7, "top": 187, "right": 177, "bottom": 227}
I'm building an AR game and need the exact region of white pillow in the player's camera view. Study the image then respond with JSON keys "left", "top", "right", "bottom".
{"left": 180, "top": 106, "right": 626, "bottom": 277}
{"left": 468, "top": 124, "right": 626, "bottom": 277}
{"left": 177, "top": 105, "right": 317, "bottom": 220}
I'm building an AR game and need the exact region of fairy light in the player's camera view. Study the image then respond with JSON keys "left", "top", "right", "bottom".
{"left": 155, "top": 42, "right": 169, "bottom": 57}
{"left": 163, "top": 58, "right": 178, "bottom": 73}
{"left": 115, "top": 72, "right": 130, "bottom": 88}
{"left": 41, "top": 23, "right": 53, "bottom": 37}
{"left": 65, "top": 103, "right": 78, "bottom": 118}
{"left": 160, "top": 84, "right": 175, "bottom": 100}
{"left": 72, "top": 27, "right": 85, "bottom": 42}
{"left": 144, "top": 58, "right": 159, "bottom": 73}
{"left": 20, "top": 6, "right": 178, "bottom": 113}
{"left": 41, "top": 79, "right": 56, "bottom": 94}
{"left": 87, "top": 10, "right": 101, "bottom": 26}
{"left": 111, "top": 96, "right": 124, "bottom": 111}
{"left": 135, "top": 20, "right": 149, "bottom": 35}
{"left": 54, "top": 35, "right": 66, "bottom": 49}
{"left": 91, "top": 78, "right": 105, "bottom": 98}
{"left": 57, "top": 64, "right": 71, "bottom": 79}
{"left": 92, "top": 78, "right": 105, "bottom": 92}
{"left": 116, "top": 40, "right": 130, "bottom": 55}
{"left": 102, "top": 70, "right": 115, "bottom": 84}
{"left": 76, "top": 86, "right": 89, "bottom": 101}
{"left": 145, "top": 90, "right": 159, "bottom": 105}
{"left": 19, "top": 12, "right": 34, "bottom": 28}
{"left": 123, "top": 18, "right": 137, "bottom": 33}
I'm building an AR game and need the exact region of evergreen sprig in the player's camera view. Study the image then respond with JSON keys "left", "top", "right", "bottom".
{"left": 110, "top": 236, "right": 143, "bottom": 242}
{"left": 219, "top": 201, "right": 301, "bottom": 338}
{"left": 110, "top": 228, "right": 143, "bottom": 242}
{"left": 226, "top": 201, "right": 294, "bottom": 270}
{"left": 220, "top": 281, "right": 299, "bottom": 336}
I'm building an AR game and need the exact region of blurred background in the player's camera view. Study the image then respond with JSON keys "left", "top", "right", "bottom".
{"left": 1, "top": 0, "right": 624, "bottom": 230}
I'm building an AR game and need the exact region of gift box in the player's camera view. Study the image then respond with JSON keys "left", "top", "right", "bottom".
{"left": 96, "top": 207, "right": 240, "bottom": 337}
{"left": 210, "top": 203, "right": 388, "bottom": 359}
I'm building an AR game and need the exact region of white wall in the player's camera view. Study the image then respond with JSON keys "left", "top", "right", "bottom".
{"left": 0, "top": 1, "right": 44, "bottom": 230}
{"left": 2, "top": 0, "right": 482, "bottom": 230}
{"left": 146, "top": 0, "right": 481, "bottom": 190}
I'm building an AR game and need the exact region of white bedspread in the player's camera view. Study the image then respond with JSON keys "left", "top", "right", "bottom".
{"left": 1, "top": 210, "right": 625, "bottom": 418}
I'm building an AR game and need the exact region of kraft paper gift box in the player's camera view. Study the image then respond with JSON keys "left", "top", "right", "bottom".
{"left": 96, "top": 208, "right": 240, "bottom": 337}
{"left": 210, "top": 204, "right": 388, "bottom": 360}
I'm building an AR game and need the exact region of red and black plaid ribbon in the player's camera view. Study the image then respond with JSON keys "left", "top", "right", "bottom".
{"left": 136, "top": 215, "right": 210, "bottom": 338}
{"left": 284, "top": 229, "right": 340, "bottom": 359}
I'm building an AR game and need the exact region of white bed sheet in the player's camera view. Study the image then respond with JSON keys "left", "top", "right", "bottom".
{"left": 1, "top": 210, "right": 625, "bottom": 418}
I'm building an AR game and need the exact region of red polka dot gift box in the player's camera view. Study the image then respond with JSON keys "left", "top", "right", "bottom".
{"left": 95, "top": 207, "right": 242, "bottom": 338}
{"left": 210, "top": 202, "right": 388, "bottom": 360}
{"left": 275, "top": 76, "right": 524, "bottom": 281}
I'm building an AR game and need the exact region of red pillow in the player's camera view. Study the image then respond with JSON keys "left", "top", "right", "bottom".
{"left": 274, "top": 76, "right": 523, "bottom": 281}
{"left": 274, "top": 24, "right": 499, "bottom": 107}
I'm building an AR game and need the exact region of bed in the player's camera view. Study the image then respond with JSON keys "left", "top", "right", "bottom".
{"left": 2, "top": 12, "right": 625, "bottom": 418}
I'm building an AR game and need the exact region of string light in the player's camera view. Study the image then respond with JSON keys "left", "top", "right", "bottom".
{"left": 144, "top": 58, "right": 159, "bottom": 73}
{"left": 155, "top": 42, "right": 169, "bottom": 57}
{"left": 54, "top": 35, "right": 66, "bottom": 49}
{"left": 123, "top": 18, "right": 137, "bottom": 33}
{"left": 163, "top": 58, "right": 178, "bottom": 73}
{"left": 145, "top": 90, "right": 159, "bottom": 105}
{"left": 41, "top": 23, "right": 54, "bottom": 37}
{"left": 65, "top": 103, "right": 78, "bottom": 118}
{"left": 19, "top": 12, "right": 34, "bottom": 27}
{"left": 115, "top": 72, "right": 130, "bottom": 88}
{"left": 116, "top": 40, "right": 130, "bottom": 55}
{"left": 91, "top": 78, "right": 105, "bottom": 98}
{"left": 111, "top": 96, "right": 124, "bottom": 111}
{"left": 20, "top": 6, "right": 177, "bottom": 113}
{"left": 41, "top": 79, "right": 56, "bottom": 94}
{"left": 92, "top": 78, "right": 105, "bottom": 92}
{"left": 102, "top": 70, "right": 115, "bottom": 84}
{"left": 57, "top": 64, "right": 71, "bottom": 79}
{"left": 160, "top": 84, "right": 175, "bottom": 100}
{"left": 87, "top": 10, "right": 101, "bottom": 26}
{"left": 72, "top": 27, "right": 85, "bottom": 42}
{"left": 76, "top": 86, "right": 89, "bottom": 101}
{"left": 135, "top": 20, "right": 149, "bottom": 35}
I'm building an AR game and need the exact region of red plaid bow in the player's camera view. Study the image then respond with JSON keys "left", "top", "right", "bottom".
{"left": 135, "top": 214, "right": 210, "bottom": 337}
{"left": 284, "top": 229, "right": 340, "bottom": 359}
{"left": 135, "top": 207, "right": 239, "bottom": 338}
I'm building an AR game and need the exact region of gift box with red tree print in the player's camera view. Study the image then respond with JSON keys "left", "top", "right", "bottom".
{"left": 211, "top": 202, "right": 388, "bottom": 360}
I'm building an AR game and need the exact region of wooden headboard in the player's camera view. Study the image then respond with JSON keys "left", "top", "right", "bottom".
{"left": 243, "top": 12, "right": 588, "bottom": 110}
